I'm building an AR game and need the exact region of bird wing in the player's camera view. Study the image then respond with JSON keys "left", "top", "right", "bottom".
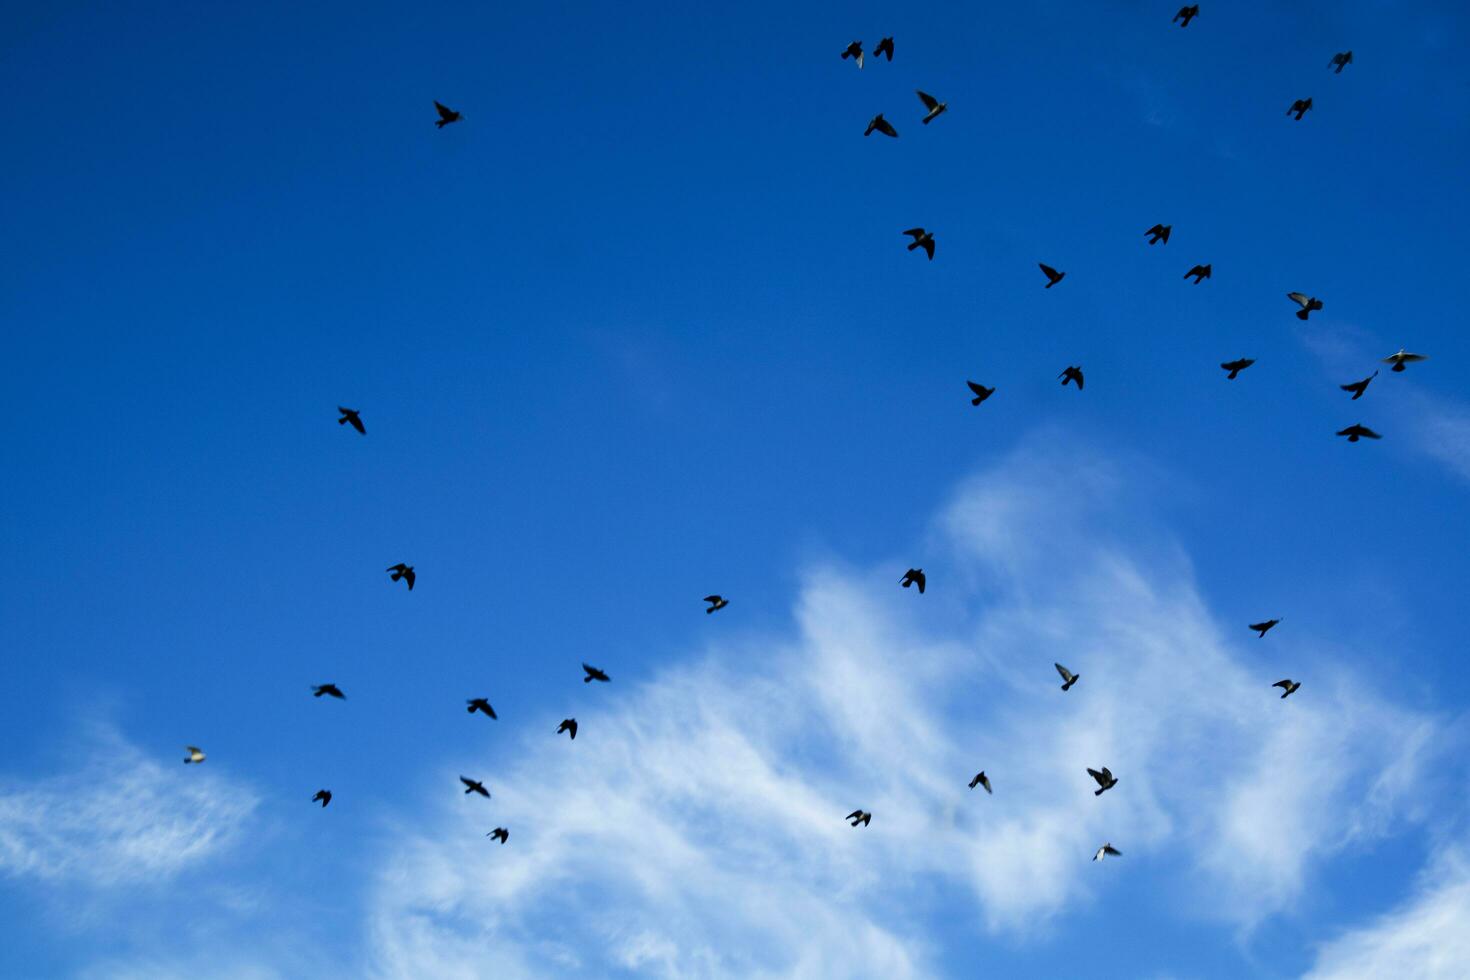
{"left": 1287, "top": 292, "right": 1310, "bottom": 308}
{"left": 1055, "top": 663, "right": 1074, "bottom": 681}
{"left": 1074, "top": 371, "right": 1084, "bottom": 390}
{"left": 875, "top": 117, "right": 897, "bottom": 137}
{"left": 920, "top": 239, "right": 934, "bottom": 260}
{"left": 704, "top": 595, "right": 722, "bottom": 603}
{"left": 980, "top": 774, "right": 992, "bottom": 793}
{"left": 434, "top": 101, "right": 455, "bottom": 120}
{"left": 403, "top": 569, "right": 416, "bottom": 589}
{"left": 387, "top": 563, "right": 405, "bottom": 572}
{"left": 902, "top": 228, "right": 925, "bottom": 239}
{"left": 1273, "top": 680, "right": 1292, "bottom": 689}
{"left": 1106, "top": 845, "right": 1120, "bottom": 855}
{"left": 847, "top": 810, "right": 862, "bottom": 820}
{"left": 1039, "top": 262, "right": 1059, "bottom": 280}
{"left": 1087, "top": 768, "right": 1106, "bottom": 785}
{"left": 1100, "top": 767, "right": 1113, "bottom": 780}
{"left": 916, "top": 90, "right": 939, "bottom": 110}
{"left": 967, "top": 381, "right": 986, "bottom": 396}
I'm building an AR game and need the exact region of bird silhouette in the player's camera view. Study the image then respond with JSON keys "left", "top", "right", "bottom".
{"left": 916, "top": 90, "right": 948, "bottom": 124}
{"left": 434, "top": 101, "right": 462, "bottom": 128}
{"left": 557, "top": 718, "right": 578, "bottom": 740}
{"left": 1382, "top": 349, "right": 1427, "bottom": 373}
{"left": 1337, "top": 424, "right": 1381, "bottom": 442}
{"left": 903, "top": 228, "right": 935, "bottom": 260}
{"left": 466, "top": 698, "right": 497, "bottom": 719}
{"left": 1250, "top": 619, "right": 1281, "bottom": 638}
{"left": 841, "top": 41, "right": 864, "bottom": 68}
{"left": 874, "top": 37, "right": 894, "bottom": 61}
{"left": 1173, "top": 5, "right": 1199, "bottom": 27}
{"left": 337, "top": 406, "right": 365, "bottom": 434}
{"left": 1039, "top": 262, "right": 1066, "bottom": 288}
{"left": 969, "top": 771, "right": 992, "bottom": 794}
{"left": 846, "top": 810, "right": 872, "bottom": 827}
{"left": 1184, "top": 263, "right": 1212, "bottom": 283}
{"left": 487, "top": 827, "right": 509, "bottom": 844}
{"left": 1055, "top": 662, "right": 1080, "bottom": 691}
{"left": 1088, "top": 767, "right": 1118, "bottom": 796}
{"left": 704, "top": 595, "right": 729, "bottom": 614}
{"left": 967, "top": 381, "right": 996, "bottom": 405}
{"left": 1340, "top": 371, "right": 1378, "bottom": 400}
{"left": 312, "top": 789, "right": 332, "bottom": 808}
{"left": 460, "top": 776, "right": 491, "bottom": 798}
{"left": 1145, "top": 224, "right": 1172, "bottom": 245}
{"left": 1287, "top": 98, "right": 1313, "bottom": 120}
{"left": 312, "top": 683, "right": 346, "bottom": 700}
{"left": 582, "top": 663, "right": 610, "bottom": 683}
{"left": 1273, "top": 679, "right": 1301, "bottom": 699}
{"left": 1221, "top": 358, "right": 1255, "bottom": 380}
{"left": 1094, "top": 843, "right": 1122, "bottom": 862}
{"left": 1329, "top": 51, "right": 1353, "bottom": 74}
{"left": 864, "top": 113, "right": 898, "bottom": 138}
{"left": 900, "top": 568, "right": 926, "bottom": 593}
{"left": 386, "top": 563, "right": 416, "bottom": 590}
{"left": 183, "top": 745, "right": 206, "bottom": 764}
{"left": 1058, "top": 366, "right": 1084, "bottom": 390}
{"left": 1287, "top": 293, "right": 1324, "bottom": 320}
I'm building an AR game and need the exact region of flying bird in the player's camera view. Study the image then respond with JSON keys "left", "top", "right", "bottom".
{"left": 1337, "top": 423, "right": 1381, "bottom": 442}
{"left": 1039, "top": 263, "right": 1066, "bottom": 288}
{"left": 1287, "top": 293, "right": 1324, "bottom": 320}
{"left": 967, "top": 381, "right": 996, "bottom": 406}
{"left": 846, "top": 810, "right": 872, "bottom": 827}
{"left": 487, "top": 827, "right": 509, "bottom": 844}
{"left": 969, "top": 771, "right": 992, "bottom": 794}
{"left": 557, "top": 718, "right": 578, "bottom": 740}
{"left": 841, "top": 41, "right": 864, "bottom": 68}
{"left": 1250, "top": 619, "right": 1281, "bottom": 638}
{"left": 460, "top": 776, "right": 491, "bottom": 798}
{"left": 1288, "top": 98, "right": 1313, "bottom": 120}
{"left": 1273, "top": 679, "right": 1301, "bottom": 699}
{"left": 1088, "top": 767, "right": 1118, "bottom": 796}
{"left": 312, "top": 683, "right": 346, "bottom": 700}
{"left": 1340, "top": 371, "right": 1378, "bottom": 400}
{"left": 1094, "top": 843, "right": 1122, "bottom": 862}
{"left": 1382, "top": 349, "right": 1427, "bottom": 373}
{"left": 916, "top": 89, "right": 948, "bottom": 124}
{"left": 1055, "top": 662, "right": 1080, "bottom": 691}
{"left": 386, "top": 563, "right": 416, "bottom": 590}
{"left": 183, "top": 746, "right": 206, "bottom": 764}
{"left": 434, "top": 101, "right": 462, "bottom": 128}
{"left": 1329, "top": 51, "right": 1353, "bottom": 74}
{"left": 1173, "top": 5, "right": 1200, "bottom": 27}
{"left": 1221, "top": 358, "right": 1255, "bottom": 380}
{"left": 582, "top": 663, "right": 610, "bottom": 683}
{"left": 874, "top": 36, "right": 894, "bottom": 61}
{"left": 864, "top": 113, "right": 898, "bottom": 138}
{"left": 1145, "top": 224, "right": 1172, "bottom": 245}
{"left": 466, "top": 698, "right": 497, "bottom": 719}
{"left": 1058, "top": 366, "right": 1084, "bottom": 390}
{"left": 337, "top": 406, "right": 365, "bottom": 434}
{"left": 1184, "top": 263, "right": 1212, "bottom": 283}
{"left": 704, "top": 595, "right": 729, "bottom": 614}
{"left": 903, "top": 228, "right": 935, "bottom": 260}
{"left": 900, "top": 568, "right": 926, "bottom": 593}
{"left": 312, "top": 789, "right": 332, "bottom": 808}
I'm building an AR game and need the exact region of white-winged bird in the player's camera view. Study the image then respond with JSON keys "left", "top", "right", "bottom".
{"left": 900, "top": 568, "right": 926, "bottom": 593}
{"left": 704, "top": 595, "right": 729, "bottom": 614}
{"left": 1088, "top": 767, "right": 1118, "bottom": 796}
{"left": 1329, "top": 51, "right": 1353, "bottom": 74}
{"left": 841, "top": 41, "right": 864, "bottom": 68}
{"left": 1145, "top": 224, "right": 1172, "bottom": 245}
{"left": 1273, "top": 679, "right": 1301, "bottom": 699}
{"left": 460, "top": 776, "right": 490, "bottom": 798}
{"left": 967, "top": 381, "right": 996, "bottom": 405}
{"left": 337, "top": 406, "right": 365, "bottom": 434}
{"left": 1173, "top": 5, "right": 1199, "bottom": 27}
{"left": 183, "top": 745, "right": 206, "bottom": 764}
{"left": 1184, "top": 263, "right": 1212, "bottom": 283}
{"left": 1250, "top": 619, "right": 1281, "bottom": 638}
{"left": 1094, "top": 843, "right": 1122, "bottom": 862}
{"left": 313, "top": 789, "right": 332, "bottom": 808}
{"left": 1059, "top": 366, "right": 1084, "bottom": 390}
{"left": 467, "top": 697, "right": 497, "bottom": 719}
{"left": 1221, "top": 358, "right": 1255, "bottom": 380}
{"left": 434, "top": 101, "right": 462, "bottom": 128}
{"left": 903, "top": 228, "right": 935, "bottom": 260}
{"left": 847, "top": 809, "right": 872, "bottom": 827}
{"left": 916, "top": 89, "right": 948, "bottom": 124}
{"left": 488, "top": 827, "right": 509, "bottom": 844}
{"left": 387, "top": 563, "right": 416, "bottom": 590}
{"left": 969, "top": 771, "right": 992, "bottom": 794}
{"left": 313, "top": 683, "right": 346, "bottom": 700}
{"left": 1382, "top": 349, "right": 1427, "bottom": 373}
{"left": 1055, "top": 662, "right": 1080, "bottom": 691}
{"left": 1341, "top": 371, "right": 1378, "bottom": 400}
{"left": 557, "top": 718, "right": 578, "bottom": 740}
{"left": 1338, "top": 424, "right": 1381, "bottom": 442}
{"left": 582, "top": 663, "right": 610, "bottom": 683}
{"left": 1039, "top": 262, "right": 1066, "bottom": 288}
{"left": 1287, "top": 292, "right": 1324, "bottom": 320}
{"left": 865, "top": 113, "right": 898, "bottom": 138}
{"left": 1288, "top": 98, "right": 1313, "bottom": 120}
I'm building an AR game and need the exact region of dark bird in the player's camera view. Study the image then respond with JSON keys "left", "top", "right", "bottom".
{"left": 1340, "top": 371, "right": 1378, "bottom": 400}
{"left": 841, "top": 41, "right": 864, "bottom": 68}
{"left": 1184, "top": 263, "right": 1212, "bottom": 283}
{"left": 846, "top": 810, "right": 872, "bottom": 827}
{"left": 1093, "top": 843, "right": 1122, "bottom": 862}
{"left": 969, "top": 771, "right": 992, "bottom": 794}
{"left": 1088, "top": 767, "right": 1118, "bottom": 796}
{"left": 967, "top": 381, "right": 996, "bottom": 406}
{"left": 903, "top": 228, "right": 935, "bottom": 260}
{"left": 1274, "top": 679, "right": 1301, "bottom": 698}
{"left": 1250, "top": 619, "right": 1281, "bottom": 638}
{"left": 1145, "top": 224, "right": 1172, "bottom": 245}
{"left": 1337, "top": 423, "right": 1381, "bottom": 442}
{"left": 312, "top": 789, "right": 332, "bottom": 808}
{"left": 1382, "top": 349, "right": 1427, "bottom": 373}
{"left": 466, "top": 698, "right": 498, "bottom": 719}
{"left": 1173, "top": 5, "right": 1200, "bottom": 27}
{"left": 865, "top": 113, "right": 898, "bottom": 138}
{"left": 434, "top": 101, "right": 462, "bottom": 128}
{"left": 916, "top": 89, "right": 948, "bottom": 124}
{"left": 460, "top": 776, "right": 490, "bottom": 798}
{"left": 874, "top": 36, "right": 895, "bottom": 61}
{"left": 900, "top": 568, "right": 926, "bottom": 593}
{"left": 386, "top": 563, "right": 416, "bottom": 590}
{"left": 312, "top": 683, "right": 346, "bottom": 700}
{"left": 337, "top": 406, "right": 365, "bottom": 434}
{"left": 1329, "top": 51, "right": 1353, "bottom": 74}
{"left": 1287, "top": 98, "right": 1313, "bottom": 120}
{"left": 1287, "top": 292, "right": 1324, "bottom": 320}
{"left": 582, "top": 663, "right": 610, "bottom": 683}
{"left": 704, "top": 595, "right": 729, "bottom": 614}
{"left": 557, "top": 718, "right": 578, "bottom": 740}
{"left": 1055, "top": 662, "right": 1080, "bottom": 691}
{"left": 183, "top": 746, "right": 206, "bottom": 764}
{"left": 1221, "top": 358, "right": 1255, "bottom": 380}
{"left": 1039, "top": 262, "right": 1066, "bottom": 288}
{"left": 1058, "top": 366, "right": 1084, "bottom": 390}
{"left": 487, "top": 827, "right": 509, "bottom": 844}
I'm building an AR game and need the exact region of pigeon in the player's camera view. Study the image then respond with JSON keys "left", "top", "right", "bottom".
{"left": 1250, "top": 619, "right": 1281, "bottom": 638}
{"left": 900, "top": 568, "right": 926, "bottom": 593}
{"left": 1221, "top": 358, "right": 1255, "bottom": 380}
{"left": 1094, "top": 843, "right": 1122, "bottom": 862}
{"left": 1173, "top": 5, "right": 1200, "bottom": 27}
{"left": 967, "top": 381, "right": 996, "bottom": 406}
{"left": 1055, "top": 662, "right": 1080, "bottom": 691}
{"left": 312, "top": 789, "right": 332, "bottom": 808}
{"left": 841, "top": 41, "right": 864, "bottom": 68}
{"left": 865, "top": 113, "right": 898, "bottom": 138}
{"left": 874, "top": 37, "right": 895, "bottom": 61}
{"left": 704, "top": 595, "right": 729, "bottom": 614}
{"left": 916, "top": 89, "right": 948, "bottom": 124}
{"left": 1337, "top": 424, "right": 1381, "bottom": 442}
{"left": 1287, "top": 293, "right": 1324, "bottom": 320}
{"left": 1088, "top": 767, "right": 1119, "bottom": 796}
{"left": 1340, "top": 371, "right": 1378, "bottom": 400}
{"left": 1039, "top": 262, "right": 1066, "bottom": 288}
{"left": 1059, "top": 366, "right": 1084, "bottom": 390}
{"left": 460, "top": 776, "right": 491, "bottom": 798}
{"left": 582, "top": 663, "right": 610, "bottom": 683}
{"left": 1382, "top": 349, "right": 1427, "bottom": 373}
{"left": 183, "top": 746, "right": 206, "bottom": 764}
{"left": 387, "top": 563, "right": 416, "bottom": 590}
{"left": 434, "top": 101, "right": 462, "bottom": 128}
{"left": 1273, "top": 679, "right": 1301, "bottom": 698}
{"left": 337, "top": 406, "right": 365, "bottom": 434}
{"left": 1329, "top": 51, "right": 1353, "bottom": 74}
{"left": 466, "top": 698, "right": 498, "bottom": 719}
{"left": 1145, "top": 223, "right": 1172, "bottom": 245}
{"left": 312, "top": 683, "right": 346, "bottom": 700}
{"left": 903, "top": 228, "right": 935, "bottom": 260}
{"left": 1288, "top": 98, "right": 1313, "bottom": 120}
{"left": 969, "top": 771, "right": 992, "bottom": 794}
{"left": 557, "top": 718, "right": 578, "bottom": 740}
{"left": 487, "top": 827, "right": 509, "bottom": 844}
{"left": 1184, "top": 263, "right": 1212, "bottom": 283}
{"left": 846, "top": 810, "right": 872, "bottom": 827}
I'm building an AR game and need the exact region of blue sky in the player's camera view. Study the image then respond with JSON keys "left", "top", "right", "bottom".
{"left": 2, "top": 0, "right": 1469, "bottom": 976}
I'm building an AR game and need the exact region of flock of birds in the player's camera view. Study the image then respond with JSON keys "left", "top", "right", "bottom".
{"left": 178, "top": 8, "right": 1424, "bottom": 870}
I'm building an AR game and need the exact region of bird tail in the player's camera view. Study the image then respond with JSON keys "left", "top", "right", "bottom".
{"left": 1095, "top": 788, "right": 1105, "bottom": 796}
{"left": 1228, "top": 370, "right": 1239, "bottom": 379}
{"left": 907, "top": 241, "right": 919, "bottom": 251}
{"left": 971, "top": 396, "right": 982, "bottom": 405}
{"left": 337, "top": 417, "right": 348, "bottom": 425}
{"left": 1297, "top": 309, "right": 1310, "bottom": 320}
{"left": 584, "top": 676, "right": 593, "bottom": 683}
{"left": 436, "top": 120, "right": 448, "bottom": 128}
{"left": 922, "top": 116, "right": 932, "bottom": 125}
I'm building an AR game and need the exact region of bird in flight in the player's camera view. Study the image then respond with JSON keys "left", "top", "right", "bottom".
{"left": 1145, "top": 224, "right": 1172, "bottom": 245}
{"left": 1329, "top": 51, "right": 1353, "bottom": 74}
{"left": 916, "top": 90, "right": 948, "bottom": 124}
{"left": 1273, "top": 679, "right": 1302, "bottom": 699}
{"left": 313, "top": 683, "right": 346, "bottom": 700}
{"left": 557, "top": 718, "right": 578, "bottom": 740}
{"left": 900, "top": 568, "right": 926, "bottom": 593}
{"left": 1287, "top": 293, "right": 1324, "bottom": 320}
{"left": 582, "top": 663, "right": 610, "bottom": 683}
{"left": 434, "top": 101, "right": 462, "bottom": 128}
{"left": 183, "top": 746, "right": 206, "bottom": 764}
{"left": 487, "top": 827, "right": 509, "bottom": 844}
{"left": 386, "top": 563, "right": 416, "bottom": 590}
{"left": 967, "top": 381, "right": 996, "bottom": 406}
{"left": 1088, "top": 767, "right": 1119, "bottom": 796}
{"left": 1058, "top": 366, "right": 1085, "bottom": 390}
{"left": 969, "top": 771, "right": 992, "bottom": 794}
{"left": 865, "top": 113, "right": 898, "bottom": 138}
{"left": 1287, "top": 98, "right": 1313, "bottom": 120}
{"left": 1250, "top": 619, "right": 1281, "bottom": 638}
{"left": 874, "top": 37, "right": 895, "bottom": 61}
{"left": 1221, "top": 358, "right": 1255, "bottom": 380}
{"left": 1341, "top": 371, "right": 1378, "bottom": 400}
{"left": 1039, "top": 263, "right": 1066, "bottom": 288}
{"left": 846, "top": 810, "right": 872, "bottom": 827}
{"left": 1337, "top": 424, "right": 1381, "bottom": 443}
{"left": 1184, "top": 263, "right": 1212, "bottom": 283}
{"left": 1055, "top": 662, "right": 1080, "bottom": 691}
{"left": 704, "top": 595, "right": 729, "bottom": 614}
{"left": 312, "top": 789, "right": 332, "bottom": 808}
{"left": 1173, "top": 5, "right": 1200, "bottom": 27}
{"left": 466, "top": 698, "right": 497, "bottom": 719}
{"left": 337, "top": 407, "right": 365, "bottom": 434}
{"left": 1382, "top": 349, "right": 1427, "bottom": 373}
{"left": 1093, "top": 843, "right": 1122, "bottom": 862}
{"left": 903, "top": 228, "right": 935, "bottom": 260}
{"left": 841, "top": 41, "right": 864, "bottom": 68}
{"left": 460, "top": 776, "right": 491, "bottom": 798}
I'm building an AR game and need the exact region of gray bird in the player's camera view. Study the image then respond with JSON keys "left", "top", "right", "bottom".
{"left": 865, "top": 113, "right": 898, "bottom": 138}
{"left": 1288, "top": 98, "right": 1313, "bottom": 120}
{"left": 967, "top": 381, "right": 996, "bottom": 406}
{"left": 1039, "top": 263, "right": 1066, "bottom": 288}
{"left": 1250, "top": 619, "right": 1281, "bottom": 638}
{"left": 312, "top": 683, "right": 346, "bottom": 700}
{"left": 387, "top": 563, "right": 416, "bottom": 590}
{"left": 434, "top": 101, "right": 462, "bottom": 128}
{"left": 704, "top": 595, "right": 729, "bottom": 614}
{"left": 1287, "top": 293, "right": 1324, "bottom": 320}
{"left": 1145, "top": 224, "right": 1172, "bottom": 245}
{"left": 1088, "top": 767, "right": 1118, "bottom": 796}
{"left": 460, "top": 776, "right": 491, "bottom": 798}
{"left": 1329, "top": 51, "right": 1353, "bottom": 74}
{"left": 1093, "top": 843, "right": 1122, "bottom": 862}
{"left": 557, "top": 718, "right": 578, "bottom": 739}
{"left": 312, "top": 789, "right": 332, "bottom": 808}
{"left": 467, "top": 698, "right": 497, "bottom": 719}
{"left": 1184, "top": 263, "right": 1212, "bottom": 283}
{"left": 1273, "top": 679, "right": 1301, "bottom": 699}
{"left": 841, "top": 41, "right": 864, "bottom": 68}
{"left": 846, "top": 809, "right": 872, "bottom": 827}
{"left": 582, "top": 663, "right": 610, "bottom": 683}
{"left": 1055, "top": 662, "right": 1080, "bottom": 691}
{"left": 969, "top": 771, "right": 992, "bottom": 794}
{"left": 1173, "top": 5, "right": 1199, "bottom": 27}
{"left": 487, "top": 827, "right": 509, "bottom": 844}
{"left": 183, "top": 746, "right": 206, "bottom": 764}
{"left": 900, "top": 568, "right": 926, "bottom": 593}
{"left": 1341, "top": 371, "right": 1378, "bottom": 400}
{"left": 903, "top": 228, "right": 935, "bottom": 260}
{"left": 337, "top": 406, "right": 365, "bottom": 434}
{"left": 1221, "top": 358, "right": 1255, "bottom": 380}
{"left": 1337, "top": 423, "right": 1381, "bottom": 442}
{"left": 1059, "top": 366, "right": 1084, "bottom": 390}
{"left": 916, "top": 89, "right": 948, "bottom": 124}
{"left": 1382, "top": 349, "right": 1427, "bottom": 373}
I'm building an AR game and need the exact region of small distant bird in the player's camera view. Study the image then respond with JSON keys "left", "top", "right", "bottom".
{"left": 900, "top": 568, "right": 926, "bottom": 593}
{"left": 434, "top": 101, "right": 462, "bottom": 128}
{"left": 582, "top": 663, "right": 610, "bottom": 683}
{"left": 1341, "top": 371, "right": 1378, "bottom": 400}
{"left": 842, "top": 41, "right": 864, "bottom": 68}
{"left": 487, "top": 827, "right": 509, "bottom": 844}
{"left": 1337, "top": 424, "right": 1381, "bottom": 443}
{"left": 846, "top": 810, "right": 872, "bottom": 827}
{"left": 557, "top": 718, "right": 578, "bottom": 740}
{"left": 183, "top": 746, "right": 206, "bottom": 764}
{"left": 1184, "top": 263, "right": 1212, "bottom": 283}
{"left": 1221, "top": 358, "right": 1255, "bottom": 380}
{"left": 460, "top": 776, "right": 490, "bottom": 798}
{"left": 1329, "top": 51, "right": 1353, "bottom": 74}
{"left": 1382, "top": 349, "right": 1427, "bottom": 373}
{"left": 704, "top": 595, "right": 729, "bottom": 614}
{"left": 313, "top": 683, "right": 346, "bottom": 700}
{"left": 1093, "top": 843, "right": 1122, "bottom": 862}
{"left": 916, "top": 89, "right": 948, "bottom": 124}
{"left": 1059, "top": 366, "right": 1084, "bottom": 390}
{"left": 1273, "top": 679, "right": 1301, "bottom": 699}
{"left": 337, "top": 407, "right": 365, "bottom": 434}
{"left": 1039, "top": 262, "right": 1066, "bottom": 288}
{"left": 1250, "top": 619, "right": 1281, "bottom": 638}
{"left": 969, "top": 771, "right": 992, "bottom": 794}
{"left": 865, "top": 113, "right": 898, "bottom": 138}
{"left": 1173, "top": 5, "right": 1200, "bottom": 27}
{"left": 967, "top": 381, "right": 996, "bottom": 406}
{"left": 313, "top": 789, "right": 332, "bottom": 808}
{"left": 1288, "top": 98, "right": 1313, "bottom": 120}
{"left": 1055, "top": 662, "right": 1080, "bottom": 691}
{"left": 466, "top": 698, "right": 497, "bottom": 719}
{"left": 386, "top": 563, "right": 416, "bottom": 590}
{"left": 874, "top": 37, "right": 895, "bottom": 61}
{"left": 1088, "top": 767, "right": 1118, "bottom": 796}
{"left": 903, "top": 228, "right": 935, "bottom": 260}
{"left": 1287, "top": 293, "right": 1324, "bottom": 320}
{"left": 1145, "top": 224, "right": 1172, "bottom": 245}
